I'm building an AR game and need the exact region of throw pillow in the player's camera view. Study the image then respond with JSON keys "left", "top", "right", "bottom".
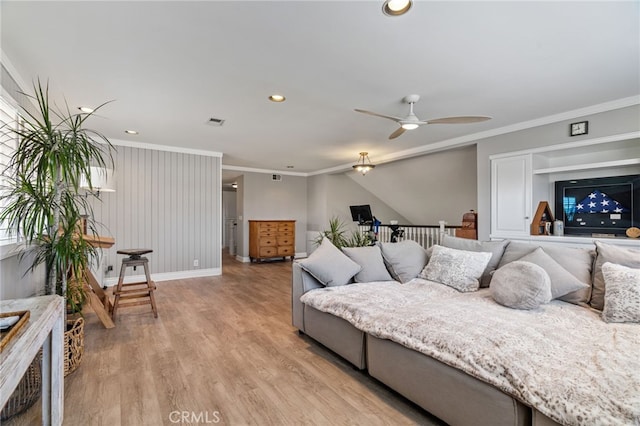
{"left": 490, "top": 261, "right": 552, "bottom": 310}
{"left": 517, "top": 247, "right": 588, "bottom": 300}
{"left": 419, "top": 245, "right": 492, "bottom": 292}
{"left": 442, "top": 234, "right": 509, "bottom": 287}
{"left": 378, "top": 240, "right": 428, "bottom": 283}
{"left": 601, "top": 262, "right": 640, "bottom": 323}
{"left": 342, "top": 245, "right": 394, "bottom": 283}
{"left": 298, "top": 237, "right": 361, "bottom": 287}
{"left": 591, "top": 242, "right": 640, "bottom": 311}
{"left": 538, "top": 245, "right": 594, "bottom": 305}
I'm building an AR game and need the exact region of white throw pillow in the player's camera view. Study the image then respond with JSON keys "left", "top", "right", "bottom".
{"left": 419, "top": 245, "right": 492, "bottom": 292}
{"left": 601, "top": 262, "right": 640, "bottom": 323}
{"left": 342, "top": 245, "right": 394, "bottom": 283}
{"left": 298, "top": 237, "right": 361, "bottom": 287}
{"left": 491, "top": 261, "right": 552, "bottom": 310}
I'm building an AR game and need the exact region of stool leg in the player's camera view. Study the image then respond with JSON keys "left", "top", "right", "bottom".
{"left": 112, "top": 261, "right": 128, "bottom": 320}
{"left": 144, "top": 261, "right": 158, "bottom": 318}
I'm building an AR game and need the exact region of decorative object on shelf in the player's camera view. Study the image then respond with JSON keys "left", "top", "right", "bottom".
{"left": 555, "top": 175, "right": 638, "bottom": 237}
{"left": 553, "top": 220, "right": 564, "bottom": 236}
{"left": 0, "top": 311, "right": 30, "bottom": 352}
{"left": 352, "top": 152, "right": 376, "bottom": 175}
{"left": 530, "top": 201, "right": 555, "bottom": 235}
{"left": 569, "top": 120, "right": 588, "bottom": 136}
{"left": 627, "top": 227, "right": 640, "bottom": 238}
{"left": 456, "top": 210, "right": 478, "bottom": 240}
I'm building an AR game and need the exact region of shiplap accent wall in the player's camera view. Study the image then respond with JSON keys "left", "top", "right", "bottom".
{"left": 88, "top": 144, "right": 222, "bottom": 283}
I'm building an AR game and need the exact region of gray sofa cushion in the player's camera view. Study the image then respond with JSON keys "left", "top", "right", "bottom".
{"left": 441, "top": 235, "right": 509, "bottom": 287}
{"left": 601, "top": 262, "right": 640, "bottom": 323}
{"left": 491, "top": 261, "right": 552, "bottom": 310}
{"left": 419, "top": 245, "right": 492, "bottom": 292}
{"left": 298, "top": 237, "right": 361, "bottom": 287}
{"left": 499, "top": 242, "right": 594, "bottom": 305}
{"left": 378, "top": 240, "right": 428, "bottom": 283}
{"left": 517, "top": 247, "right": 588, "bottom": 301}
{"left": 342, "top": 245, "right": 393, "bottom": 283}
{"left": 591, "top": 241, "right": 640, "bottom": 311}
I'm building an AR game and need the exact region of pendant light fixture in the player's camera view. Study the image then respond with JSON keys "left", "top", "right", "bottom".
{"left": 352, "top": 152, "right": 376, "bottom": 175}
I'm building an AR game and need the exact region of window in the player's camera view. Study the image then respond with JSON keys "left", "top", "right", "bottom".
{"left": 0, "top": 96, "right": 19, "bottom": 245}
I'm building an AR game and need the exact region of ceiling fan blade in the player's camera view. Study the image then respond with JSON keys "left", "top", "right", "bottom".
{"left": 355, "top": 109, "right": 403, "bottom": 122}
{"left": 389, "top": 127, "right": 406, "bottom": 140}
{"left": 426, "top": 116, "right": 492, "bottom": 124}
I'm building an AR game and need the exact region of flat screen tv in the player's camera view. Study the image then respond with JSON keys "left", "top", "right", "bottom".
{"left": 554, "top": 174, "right": 639, "bottom": 236}
{"left": 350, "top": 204, "right": 373, "bottom": 225}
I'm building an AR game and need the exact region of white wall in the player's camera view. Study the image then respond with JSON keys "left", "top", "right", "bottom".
{"left": 347, "top": 145, "right": 478, "bottom": 225}
{"left": 88, "top": 144, "right": 222, "bottom": 280}
{"left": 237, "top": 172, "right": 308, "bottom": 260}
{"left": 476, "top": 104, "right": 640, "bottom": 240}
{"left": 0, "top": 251, "right": 45, "bottom": 300}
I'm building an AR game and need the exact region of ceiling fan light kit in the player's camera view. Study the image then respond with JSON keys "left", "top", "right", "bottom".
{"left": 353, "top": 152, "right": 376, "bottom": 175}
{"left": 355, "top": 94, "right": 491, "bottom": 140}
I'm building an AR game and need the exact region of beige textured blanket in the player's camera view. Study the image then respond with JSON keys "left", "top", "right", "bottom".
{"left": 300, "top": 279, "right": 640, "bottom": 426}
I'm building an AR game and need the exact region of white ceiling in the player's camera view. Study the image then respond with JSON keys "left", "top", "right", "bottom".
{"left": 2, "top": 1, "right": 639, "bottom": 180}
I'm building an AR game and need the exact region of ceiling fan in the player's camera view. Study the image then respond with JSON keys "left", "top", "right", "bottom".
{"left": 355, "top": 94, "right": 491, "bottom": 140}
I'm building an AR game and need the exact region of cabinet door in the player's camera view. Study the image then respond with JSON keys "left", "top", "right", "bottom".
{"left": 491, "top": 154, "right": 532, "bottom": 237}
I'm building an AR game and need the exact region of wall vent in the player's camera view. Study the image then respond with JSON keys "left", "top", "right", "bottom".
{"left": 206, "top": 117, "right": 225, "bottom": 127}
{"left": 272, "top": 174, "right": 282, "bottom": 181}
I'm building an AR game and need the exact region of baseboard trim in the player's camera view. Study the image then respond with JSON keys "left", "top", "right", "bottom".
{"left": 104, "top": 267, "right": 221, "bottom": 286}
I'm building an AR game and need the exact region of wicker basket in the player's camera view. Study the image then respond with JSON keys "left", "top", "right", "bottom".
{"left": 64, "top": 317, "right": 84, "bottom": 377}
{"left": 0, "top": 350, "right": 42, "bottom": 421}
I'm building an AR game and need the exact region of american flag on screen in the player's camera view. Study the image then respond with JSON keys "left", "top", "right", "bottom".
{"left": 575, "top": 190, "right": 629, "bottom": 214}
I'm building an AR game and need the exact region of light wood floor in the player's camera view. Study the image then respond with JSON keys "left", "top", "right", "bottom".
{"left": 7, "top": 253, "right": 444, "bottom": 425}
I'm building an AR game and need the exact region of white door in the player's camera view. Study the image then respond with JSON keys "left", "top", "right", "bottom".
{"left": 491, "top": 154, "right": 532, "bottom": 237}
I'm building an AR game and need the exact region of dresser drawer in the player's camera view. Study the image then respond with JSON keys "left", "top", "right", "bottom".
{"left": 259, "top": 230, "right": 277, "bottom": 237}
{"left": 278, "top": 246, "right": 294, "bottom": 256}
{"left": 278, "top": 223, "right": 294, "bottom": 233}
{"left": 259, "top": 246, "right": 278, "bottom": 257}
{"left": 277, "top": 236, "right": 293, "bottom": 246}
{"left": 259, "top": 222, "right": 278, "bottom": 230}
{"left": 259, "top": 237, "right": 277, "bottom": 247}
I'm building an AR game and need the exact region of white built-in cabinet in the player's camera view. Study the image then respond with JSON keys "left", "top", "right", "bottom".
{"left": 490, "top": 132, "right": 640, "bottom": 248}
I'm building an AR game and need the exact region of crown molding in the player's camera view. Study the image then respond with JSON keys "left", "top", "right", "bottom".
{"left": 222, "top": 164, "right": 308, "bottom": 177}
{"left": 109, "top": 138, "right": 223, "bottom": 158}
{"left": 309, "top": 95, "right": 640, "bottom": 176}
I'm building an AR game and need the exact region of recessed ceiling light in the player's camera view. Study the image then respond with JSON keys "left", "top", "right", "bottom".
{"left": 382, "top": 0, "right": 412, "bottom": 16}
{"left": 125, "top": 130, "right": 139, "bottom": 135}
{"left": 269, "top": 94, "right": 286, "bottom": 102}
{"left": 78, "top": 106, "right": 94, "bottom": 113}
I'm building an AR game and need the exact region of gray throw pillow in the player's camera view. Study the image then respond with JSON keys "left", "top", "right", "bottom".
{"left": 378, "top": 240, "right": 428, "bottom": 283}
{"left": 491, "top": 261, "right": 552, "bottom": 310}
{"left": 591, "top": 242, "right": 640, "bottom": 311}
{"left": 441, "top": 234, "right": 509, "bottom": 287}
{"left": 342, "top": 245, "right": 394, "bottom": 283}
{"left": 298, "top": 237, "right": 361, "bottom": 287}
{"left": 419, "top": 245, "right": 492, "bottom": 292}
{"left": 601, "top": 262, "right": 640, "bottom": 323}
{"left": 517, "top": 247, "right": 588, "bottom": 300}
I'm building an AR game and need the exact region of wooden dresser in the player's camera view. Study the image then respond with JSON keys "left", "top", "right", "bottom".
{"left": 249, "top": 220, "right": 296, "bottom": 262}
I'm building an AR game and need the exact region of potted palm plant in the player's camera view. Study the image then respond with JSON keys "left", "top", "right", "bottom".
{"left": 0, "top": 80, "right": 114, "bottom": 375}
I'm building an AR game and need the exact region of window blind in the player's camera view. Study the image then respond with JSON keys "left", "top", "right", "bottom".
{"left": 0, "top": 97, "right": 18, "bottom": 244}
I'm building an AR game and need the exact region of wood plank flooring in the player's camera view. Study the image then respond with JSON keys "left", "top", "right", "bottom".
{"left": 6, "top": 253, "right": 444, "bottom": 425}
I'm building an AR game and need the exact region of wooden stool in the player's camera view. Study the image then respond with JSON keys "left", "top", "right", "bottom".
{"left": 111, "top": 249, "right": 158, "bottom": 320}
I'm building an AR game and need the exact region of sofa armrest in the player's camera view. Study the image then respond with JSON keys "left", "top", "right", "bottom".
{"left": 292, "top": 261, "right": 323, "bottom": 331}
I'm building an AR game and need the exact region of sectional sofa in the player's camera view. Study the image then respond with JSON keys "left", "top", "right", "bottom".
{"left": 291, "top": 235, "right": 640, "bottom": 426}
